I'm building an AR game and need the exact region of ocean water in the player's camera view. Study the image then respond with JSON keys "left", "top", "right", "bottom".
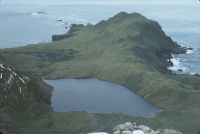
{"left": 0, "top": 10, "right": 67, "bottom": 48}
{"left": 0, "top": 3, "right": 200, "bottom": 74}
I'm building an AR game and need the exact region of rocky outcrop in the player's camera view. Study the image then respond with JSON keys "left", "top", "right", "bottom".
{"left": 52, "top": 24, "right": 84, "bottom": 41}
{"left": 0, "top": 62, "right": 52, "bottom": 128}
{"left": 113, "top": 122, "right": 183, "bottom": 134}
{"left": 89, "top": 122, "right": 183, "bottom": 134}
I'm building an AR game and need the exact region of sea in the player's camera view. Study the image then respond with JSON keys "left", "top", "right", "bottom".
{"left": 0, "top": 2, "right": 200, "bottom": 74}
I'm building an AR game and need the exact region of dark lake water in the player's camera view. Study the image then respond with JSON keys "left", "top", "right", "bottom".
{"left": 45, "top": 78, "right": 161, "bottom": 117}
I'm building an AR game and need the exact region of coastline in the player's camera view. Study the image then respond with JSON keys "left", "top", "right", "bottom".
{"left": 169, "top": 48, "right": 200, "bottom": 75}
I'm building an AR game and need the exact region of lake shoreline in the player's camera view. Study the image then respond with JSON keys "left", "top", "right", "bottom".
{"left": 44, "top": 78, "right": 161, "bottom": 118}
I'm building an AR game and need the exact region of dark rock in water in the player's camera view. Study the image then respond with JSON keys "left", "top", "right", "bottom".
{"left": 36, "top": 11, "right": 46, "bottom": 14}
{"left": 168, "top": 60, "right": 173, "bottom": 66}
{"left": 188, "top": 47, "right": 193, "bottom": 50}
{"left": 57, "top": 19, "right": 63, "bottom": 22}
{"left": 178, "top": 69, "right": 183, "bottom": 72}
{"left": 172, "top": 42, "right": 187, "bottom": 54}
{"left": 52, "top": 24, "right": 84, "bottom": 41}
{"left": 174, "top": 42, "right": 193, "bottom": 51}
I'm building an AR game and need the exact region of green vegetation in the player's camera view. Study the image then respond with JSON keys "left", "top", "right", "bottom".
{"left": 0, "top": 12, "right": 200, "bottom": 134}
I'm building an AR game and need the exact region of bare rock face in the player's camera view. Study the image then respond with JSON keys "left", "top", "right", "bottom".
{"left": 113, "top": 122, "right": 183, "bottom": 134}
{"left": 0, "top": 63, "right": 28, "bottom": 127}
{"left": 88, "top": 122, "right": 183, "bottom": 134}
{"left": 52, "top": 24, "right": 84, "bottom": 41}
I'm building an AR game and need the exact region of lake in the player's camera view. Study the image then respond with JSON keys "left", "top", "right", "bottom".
{"left": 45, "top": 78, "right": 161, "bottom": 117}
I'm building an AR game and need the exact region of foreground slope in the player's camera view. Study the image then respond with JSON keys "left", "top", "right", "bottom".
{"left": 0, "top": 62, "right": 52, "bottom": 133}
{"left": 0, "top": 12, "right": 200, "bottom": 133}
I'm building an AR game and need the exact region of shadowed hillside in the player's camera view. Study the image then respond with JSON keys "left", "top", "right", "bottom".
{"left": 0, "top": 62, "right": 52, "bottom": 133}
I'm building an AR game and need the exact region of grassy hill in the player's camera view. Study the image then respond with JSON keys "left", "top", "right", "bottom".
{"left": 0, "top": 12, "right": 200, "bottom": 134}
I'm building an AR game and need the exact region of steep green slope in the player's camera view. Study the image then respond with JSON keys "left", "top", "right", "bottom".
{"left": 0, "top": 12, "right": 200, "bottom": 134}
{"left": 0, "top": 62, "right": 52, "bottom": 133}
